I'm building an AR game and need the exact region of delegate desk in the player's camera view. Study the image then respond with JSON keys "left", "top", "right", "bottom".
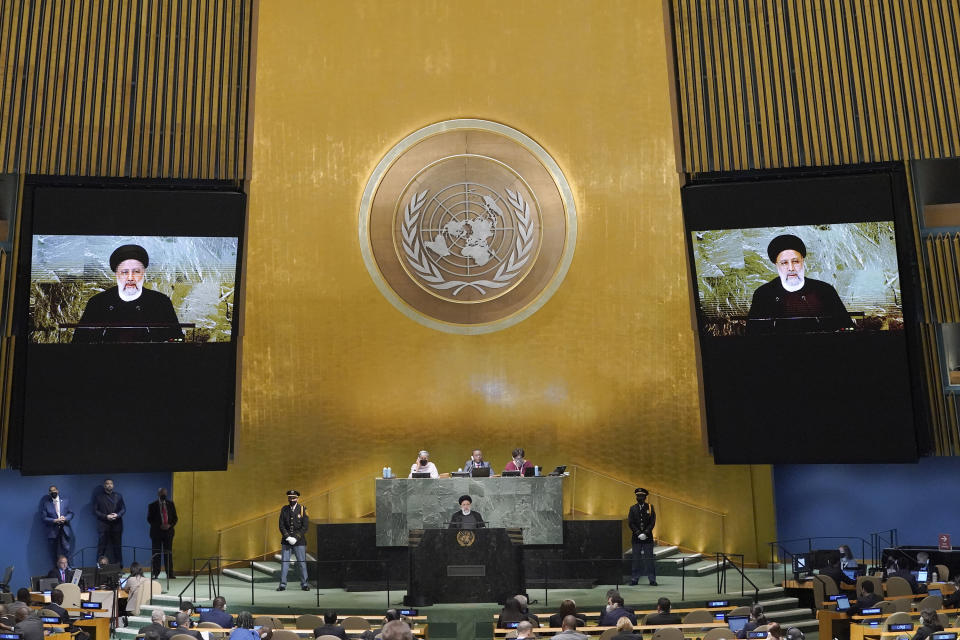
{"left": 375, "top": 476, "right": 563, "bottom": 546}
{"left": 493, "top": 623, "right": 727, "bottom": 638}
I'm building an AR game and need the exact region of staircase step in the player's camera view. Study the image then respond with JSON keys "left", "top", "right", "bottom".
{"left": 221, "top": 567, "right": 274, "bottom": 583}
{"left": 757, "top": 597, "right": 799, "bottom": 611}
{"left": 151, "top": 594, "right": 213, "bottom": 606}
{"left": 684, "top": 559, "right": 726, "bottom": 576}
{"left": 654, "top": 546, "right": 679, "bottom": 559}
{"left": 251, "top": 561, "right": 281, "bottom": 576}
{"left": 659, "top": 554, "right": 704, "bottom": 567}
{"left": 758, "top": 586, "right": 786, "bottom": 596}
{"left": 765, "top": 608, "right": 815, "bottom": 622}
{"left": 272, "top": 553, "right": 317, "bottom": 562}
{"left": 784, "top": 619, "right": 819, "bottom": 631}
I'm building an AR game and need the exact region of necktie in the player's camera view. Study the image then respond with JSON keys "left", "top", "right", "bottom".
{"left": 161, "top": 501, "right": 168, "bottom": 526}
{"left": 55, "top": 499, "right": 60, "bottom": 518}
{"left": 60, "top": 570, "right": 65, "bottom": 581}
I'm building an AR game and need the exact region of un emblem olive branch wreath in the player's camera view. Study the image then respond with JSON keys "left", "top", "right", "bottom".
{"left": 400, "top": 188, "right": 535, "bottom": 296}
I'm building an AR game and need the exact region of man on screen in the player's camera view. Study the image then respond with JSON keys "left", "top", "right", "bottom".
{"left": 747, "top": 234, "right": 854, "bottom": 333}
{"left": 73, "top": 244, "right": 184, "bottom": 343}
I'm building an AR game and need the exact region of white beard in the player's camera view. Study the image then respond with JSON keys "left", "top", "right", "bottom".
{"left": 117, "top": 277, "right": 144, "bottom": 302}
{"left": 461, "top": 509, "right": 471, "bottom": 515}
{"left": 779, "top": 272, "right": 805, "bottom": 292}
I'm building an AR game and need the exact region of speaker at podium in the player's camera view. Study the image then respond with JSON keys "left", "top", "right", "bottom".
{"left": 404, "top": 527, "right": 524, "bottom": 605}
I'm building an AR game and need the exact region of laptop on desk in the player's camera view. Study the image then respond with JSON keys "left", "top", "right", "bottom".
{"left": 834, "top": 595, "right": 851, "bottom": 612}
{"left": 411, "top": 472, "right": 432, "bottom": 478}
{"left": 727, "top": 616, "right": 749, "bottom": 634}
{"left": 470, "top": 467, "right": 491, "bottom": 477}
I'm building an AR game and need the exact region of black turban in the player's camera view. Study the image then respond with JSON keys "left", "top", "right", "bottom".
{"left": 458, "top": 495, "right": 472, "bottom": 505}
{"left": 766, "top": 234, "right": 806, "bottom": 263}
{"left": 109, "top": 244, "right": 149, "bottom": 271}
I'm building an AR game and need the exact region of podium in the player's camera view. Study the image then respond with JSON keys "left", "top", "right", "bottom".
{"left": 406, "top": 527, "right": 523, "bottom": 604}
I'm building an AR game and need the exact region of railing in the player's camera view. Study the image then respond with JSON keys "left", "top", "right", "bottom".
{"left": 564, "top": 465, "right": 728, "bottom": 556}
{"left": 715, "top": 552, "right": 759, "bottom": 602}
{"left": 216, "top": 477, "right": 376, "bottom": 563}
{"left": 871, "top": 529, "right": 899, "bottom": 566}
{"left": 179, "top": 557, "right": 395, "bottom": 608}
{"left": 767, "top": 536, "right": 876, "bottom": 583}
{"left": 216, "top": 464, "right": 730, "bottom": 565}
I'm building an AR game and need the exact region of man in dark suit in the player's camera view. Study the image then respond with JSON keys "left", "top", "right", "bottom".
{"left": 39, "top": 485, "right": 74, "bottom": 566}
{"left": 599, "top": 591, "right": 637, "bottom": 626}
{"left": 147, "top": 488, "right": 178, "bottom": 578}
{"left": 138, "top": 610, "right": 169, "bottom": 637}
{"left": 644, "top": 598, "right": 682, "bottom": 627}
{"left": 853, "top": 581, "right": 882, "bottom": 614}
{"left": 819, "top": 556, "right": 855, "bottom": 586}
{"left": 47, "top": 555, "right": 72, "bottom": 584}
{"left": 44, "top": 589, "right": 71, "bottom": 624}
{"left": 198, "top": 597, "right": 233, "bottom": 628}
{"left": 94, "top": 478, "right": 125, "bottom": 564}
{"left": 312, "top": 611, "right": 348, "bottom": 640}
{"left": 168, "top": 612, "right": 202, "bottom": 640}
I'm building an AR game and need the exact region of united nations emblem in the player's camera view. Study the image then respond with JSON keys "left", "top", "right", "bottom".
{"left": 359, "top": 120, "right": 577, "bottom": 334}
{"left": 456, "top": 530, "right": 476, "bottom": 547}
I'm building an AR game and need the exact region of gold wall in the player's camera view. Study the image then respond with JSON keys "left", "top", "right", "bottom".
{"left": 175, "top": 0, "right": 776, "bottom": 568}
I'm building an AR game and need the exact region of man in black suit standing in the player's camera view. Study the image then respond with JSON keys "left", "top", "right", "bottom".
{"left": 39, "top": 485, "right": 74, "bottom": 566}
{"left": 147, "top": 488, "right": 178, "bottom": 578}
{"left": 94, "top": 478, "right": 125, "bottom": 564}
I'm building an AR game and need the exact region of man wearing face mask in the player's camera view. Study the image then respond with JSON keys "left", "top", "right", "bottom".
{"left": 277, "top": 490, "right": 310, "bottom": 592}
{"left": 747, "top": 234, "right": 853, "bottom": 334}
{"left": 628, "top": 487, "right": 657, "bottom": 586}
{"left": 94, "top": 478, "right": 126, "bottom": 564}
{"left": 147, "top": 488, "right": 178, "bottom": 578}
{"left": 408, "top": 450, "right": 439, "bottom": 478}
{"left": 39, "top": 485, "right": 74, "bottom": 566}
{"left": 73, "top": 243, "right": 184, "bottom": 343}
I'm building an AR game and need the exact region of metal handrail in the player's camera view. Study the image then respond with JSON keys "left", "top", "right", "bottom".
{"left": 715, "top": 552, "right": 759, "bottom": 602}
{"left": 767, "top": 535, "right": 876, "bottom": 580}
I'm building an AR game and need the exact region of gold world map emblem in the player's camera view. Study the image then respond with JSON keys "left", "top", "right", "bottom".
{"left": 360, "top": 120, "right": 577, "bottom": 334}
{"left": 456, "top": 530, "right": 476, "bottom": 547}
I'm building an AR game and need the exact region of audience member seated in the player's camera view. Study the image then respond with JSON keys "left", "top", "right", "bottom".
{"left": 360, "top": 610, "right": 403, "bottom": 640}
{"left": 737, "top": 605, "right": 768, "bottom": 639}
{"left": 912, "top": 609, "right": 944, "bottom": 640}
{"left": 943, "top": 576, "right": 960, "bottom": 608}
{"left": 820, "top": 556, "right": 855, "bottom": 586}
{"left": 499, "top": 597, "right": 535, "bottom": 628}
{"left": 550, "top": 615, "right": 589, "bottom": 640}
{"left": 45, "top": 589, "right": 71, "bottom": 624}
{"left": 916, "top": 552, "right": 934, "bottom": 575}
{"left": 229, "top": 612, "right": 262, "bottom": 640}
{"left": 838, "top": 546, "right": 858, "bottom": 570}
{"left": 5, "top": 588, "right": 32, "bottom": 618}
{"left": 199, "top": 596, "right": 234, "bottom": 628}
{"left": 548, "top": 600, "right": 585, "bottom": 629}
{"left": 381, "top": 620, "right": 413, "bottom": 640}
{"left": 599, "top": 591, "right": 637, "bottom": 626}
{"left": 515, "top": 595, "right": 541, "bottom": 627}
{"left": 610, "top": 617, "right": 640, "bottom": 640}
{"left": 180, "top": 600, "right": 196, "bottom": 619}
{"left": 765, "top": 622, "right": 782, "bottom": 640}
{"left": 515, "top": 621, "right": 536, "bottom": 640}
{"left": 853, "top": 580, "right": 882, "bottom": 614}
{"left": 143, "top": 629, "right": 165, "bottom": 640}
{"left": 48, "top": 556, "right": 72, "bottom": 584}
{"left": 13, "top": 607, "right": 43, "bottom": 640}
{"left": 886, "top": 559, "right": 922, "bottom": 594}
{"left": 139, "top": 609, "right": 169, "bottom": 636}
{"left": 784, "top": 629, "right": 804, "bottom": 640}
{"left": 124, "top": 562, "right": 151, "bottom": 616}
{"left": 643, "top": 598, "right": 682, "bottom": 627}
{"left": 171, "top": 612, "right": 203, "bottom": 640}
{"left": 313, "top": 611, "right": 348, "bottom": 640}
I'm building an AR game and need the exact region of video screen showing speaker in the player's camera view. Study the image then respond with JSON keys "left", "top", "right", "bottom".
{"left": 691, "top": 222, "right": 903, "bottom": 336}
{"left": 9, "top": 182, "right": 246, "bottom": 474}
{"left": 30, "top": 235, "right": 238, "bottom": 343}
{"left": 682, "top": 168, "right": 923, "bottom": 464}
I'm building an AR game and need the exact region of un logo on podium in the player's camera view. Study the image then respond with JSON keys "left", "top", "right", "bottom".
{"left": 456, "top": 530, "right": 476, "bottom": 547}
{"left": 360, "top": 120, "right": 577, "bottom": 334}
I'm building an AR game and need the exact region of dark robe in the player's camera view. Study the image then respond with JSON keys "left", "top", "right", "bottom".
{"left": 449, "top": 510, "right": 485, "bottom": 529}
{"left": 73, "top": 286, "right": 184, "bottom": 343}
{"left": 747, "top": 277, "right": 854, "bottom": 334}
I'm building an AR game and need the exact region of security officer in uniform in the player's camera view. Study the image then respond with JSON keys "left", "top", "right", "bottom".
{"left": 277, "top": 489, "right": 310, "bottom": 591}
{"left": 628, "top": 487, "right": 657, "bottom": 585}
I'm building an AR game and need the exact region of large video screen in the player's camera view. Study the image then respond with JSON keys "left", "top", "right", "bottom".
{"left": 683, "top": 168, "right": 924, "bottom": 464}
{"left": 9, "top": 182, "right": 246, "bottom": 474}
{"left": 691, "top": 222, "right": 902, "bottom": 336}
{"left": 30, "top": 235, "right": 238, "bottom": 343}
